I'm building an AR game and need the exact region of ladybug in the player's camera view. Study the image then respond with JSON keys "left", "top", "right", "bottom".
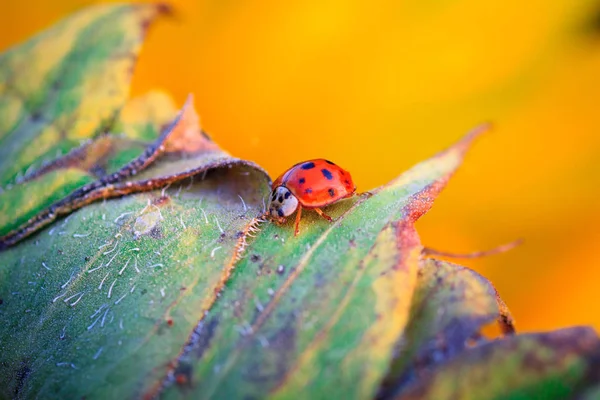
{"left": 268, "top": 159, "right": 356, "bottom": 236}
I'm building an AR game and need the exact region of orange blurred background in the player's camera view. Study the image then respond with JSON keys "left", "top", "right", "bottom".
{"left": 2, "top": 0, "right": 600, "bottom": 332}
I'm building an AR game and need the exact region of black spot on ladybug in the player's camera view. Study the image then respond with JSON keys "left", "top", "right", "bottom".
{"left": 278, "top": 209, "right": 284, "bottom": 217}
{"left": 344, "top": 179, "right": 350, "bottom": 185}
{"left": 301, "top": 162, "right": 315, "bottom": 170}
{"left": 278, "top": 195, "right": 284, "bottom": 203}
{"left": 305, "top": 188, "right": 313, "bottom": 194}
{"left": 325, "top": 160, "right": 335, "bottom": 165}
{"left": 299, "top": 177, "right": 305, "bottom": 185}
{"left": 328, "top": 188, "right": 336, "bottom": 197}
{"left": 321, "top": 169, "right": 333, "bottom": 180}
{"left": 284, "top": 191, "right": 291, "bottom": 199}
{"left": 271, "top": 192, "right": 277, "bottom": 201}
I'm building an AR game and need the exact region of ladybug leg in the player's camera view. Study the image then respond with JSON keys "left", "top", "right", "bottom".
{"left": 294, "top": 205, "right": 303, "bottom": 236}
{"left": 313, "top": 208, "right": 333, "bottom": 222}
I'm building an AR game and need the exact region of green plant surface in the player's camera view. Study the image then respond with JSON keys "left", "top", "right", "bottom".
{"left": 394, "top": 326, "right": 600, "bottom": 400}
{"left": 1, "top": 4, "right": 600, "bottom": 400}
{"left": 0, "top": 4, "right": 167, "bottom": 186}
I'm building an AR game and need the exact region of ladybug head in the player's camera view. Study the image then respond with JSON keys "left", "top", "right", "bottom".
{"left": 268, "top": 186, "right": 299, "bottom": 218}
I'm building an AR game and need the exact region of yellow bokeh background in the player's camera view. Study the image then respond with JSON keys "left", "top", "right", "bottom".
{"left": 2, "top": 0, "right": 600, "bottom": 332}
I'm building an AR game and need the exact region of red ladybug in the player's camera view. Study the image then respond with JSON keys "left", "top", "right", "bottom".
{"left": 268, "top": 159, "right": 356, "bottom": 236}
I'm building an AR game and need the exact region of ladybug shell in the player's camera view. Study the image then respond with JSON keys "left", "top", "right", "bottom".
{"left": 272, "top": 159, "right": 356, "bottom": 208}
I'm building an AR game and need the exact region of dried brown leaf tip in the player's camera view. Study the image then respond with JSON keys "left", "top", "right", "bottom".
{"left": 162, "top": 95, "right": 220, "bottom": 154}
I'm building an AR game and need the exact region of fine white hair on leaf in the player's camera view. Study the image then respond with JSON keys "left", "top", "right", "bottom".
{"left": 56, "top": 362, "right": 77, "bottom": 369}
{"left": 119, "top": 258, "right": 131, "bottom": 276}
{"left": 214, "top": 216, "right": 224, "bottom": 233}
{"left": 161, "top": 183, "right": 172, "bottom": 198}
{"left": 88, "top": 262, "right": 105, "bottom": 274}
{"left": 103, "top": 240, "right": 119, "bottom": 255}
{"left": 105, "top": 251, "right": 120, "bottom": 267}
{"left": 179, "top": 215, "right": 186, "bottom": 230}
{"left": 114, "top": 293, "right": 127, "bottom": 305}
{"left": 114, "top": 212, "right": 133, "bottom": 223}
{"left": 238, "top": 195, "right": 247, "bottom": 212}
{"left": 73, "top": 233, "right": 91, "bottom": 238}
{"left": 211, "top": 246, "right": 222, "bottom": 259}
{"left": 200, "top": 207, "right": 209, "bottom": 224}
{"left": 61, "top": 269, "right": 76, "bottom": 288}
{"left": 90, "top": 304, "right": 107, "bottom": 319}
{"left": 52, "top": 292, "right": 68, "bottom": 303}
{"left": 100, "top": 307, "right": 110, "bottom": 328}
{"left": 41, "top": 262, "right": 51, "bottom": 271}
{"left": 87, "top": 313, "right": 103, "bottom": 331}
{"left": 93, "top": 347, "right": 103, "bottom": 360}
{"left": 68, "top": 292, "right": 85, "bottom": 307}
{"left": 107, "top": 279, "right": 117, "bottom": 299}
{"left": 63, "top": 292, "right": 83, "bottom": 304}
{"left": 99, "top": 272, "right": 110, "bottom": 289}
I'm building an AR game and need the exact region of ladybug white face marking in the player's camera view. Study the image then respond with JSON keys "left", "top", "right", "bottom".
{"left": 268, "top": 186, "right": 299, "bottom": 218}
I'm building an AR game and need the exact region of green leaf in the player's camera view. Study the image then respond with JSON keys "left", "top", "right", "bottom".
{"left": 379, "top": 258, "right": 515, "bottom": 398}
{"left": 2, "top": 4, "right": 599, "bottom": 400}
{"left": 393, "top": 326, "right": 600, "bottom": 400}
{"left": 0, "top": 4, "right": 167, "bottom": 186}
{"left": 0, "top": 108, "right": 486, "bottom": 399}
{"left": 0, "top": 164, "right": 269, "bottom": 399}
{"left": 153, "top": 128, "right": 487, "bottom": 400}
{"left": 0, "top": 91, "right": 178, "bottom": 239}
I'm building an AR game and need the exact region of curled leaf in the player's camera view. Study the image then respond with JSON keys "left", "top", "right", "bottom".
{"left": 0, "top": 91, "right": 177, "bottom": 241}
{"left": 393, "top": 326, "right": 600, "bottom": 400}
{"left": 379, "top": 258, "right": 515, "bottom": 399}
